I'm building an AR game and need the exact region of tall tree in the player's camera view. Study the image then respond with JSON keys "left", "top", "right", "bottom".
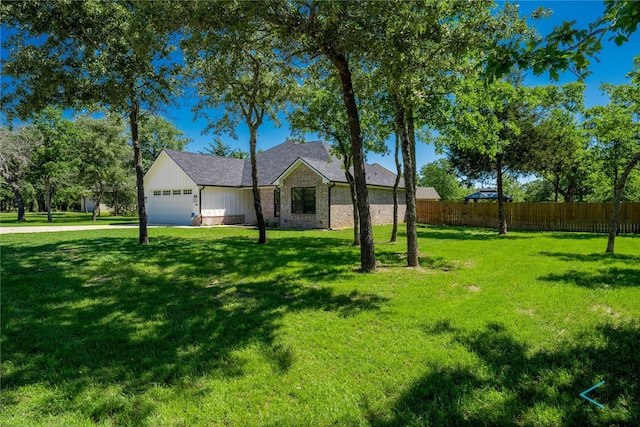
{"left": 2, "top": 0, "right": 183, "bottom": 244}
{"left": 259, "top": 0, "right": 381, "bottom": 271}
{"left": 438, "top": 79, "right": 539, "bottom": 234}
{"left": 523, "top": 83, "right": 589, "bottom": 202}
{"left": 75, "top": 114, "right": 130, "bottom": 221}
{"left": 0, "top": 125, "right": 43, "bottom": 221}
{"left": 288, "top": 62, "right": 390, "bottom": 246}
{"left": 185, "top": 10, "right": 296, "bottom": 245}
{"left": 370, "top": 1, "right": 531, "bottom": 264}
{"left": 585, "top": 59, "right": 640, "bottom": 252}
{"left": 30, "top": 107, "right": 79, "bottom": 222}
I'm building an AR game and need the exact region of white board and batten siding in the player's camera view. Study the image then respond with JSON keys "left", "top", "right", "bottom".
{"left": 144, "top": 152, "right": 198, "bottom": 225}
{"left": 201, "top": 187, "right": 256, "bottom": 224}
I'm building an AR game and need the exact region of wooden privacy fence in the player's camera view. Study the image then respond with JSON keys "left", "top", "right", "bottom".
{"left": 416, "top": 201, "right": 640, "bottom": 234}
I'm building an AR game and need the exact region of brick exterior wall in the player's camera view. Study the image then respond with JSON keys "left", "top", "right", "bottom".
{"left": 276, "top": 164, "right": 406, "bottom": 230}
{"left": 259, "top": 187, "right": 279, "bottom": 225}
{"left": 330, "top": 184, "right": 406, "bottom": 229}
{"left": 280, "top": 164, "right": 329, "bottom": 229}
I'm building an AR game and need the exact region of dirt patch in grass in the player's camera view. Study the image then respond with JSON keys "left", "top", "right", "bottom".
{"left": 517, "top": 308, "right": 536, "bottom": 317}
{"left": 591, "top": 304, "right": 622, "bottom": 318}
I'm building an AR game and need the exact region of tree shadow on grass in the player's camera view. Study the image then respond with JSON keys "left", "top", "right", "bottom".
{"left": 376, "top": 252, "right": 459, "bottom": 271}
{"left": 370, "top": 321, "right": 640, "bottom": 426}
{"left": 537, "top": 251, "right": 640, "bottom": 288}
{"left": 539, "top": 268, "right": 640, "bottom": 288}
{"left": 415, "top": 225, "right": 535, "bottom": 241}
{"left": 1, "top": 232, "right": 387, "bottom": 424}
{"left": 538, "top": 252, "right": 640, "bottom": 263}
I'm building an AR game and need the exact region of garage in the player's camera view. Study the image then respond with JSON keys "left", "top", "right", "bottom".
{"left": 147, "top": 189, "right": 195, "bottom": 225}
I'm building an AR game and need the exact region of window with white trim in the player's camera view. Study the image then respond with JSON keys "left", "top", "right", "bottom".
{"left": 162, "top": 190, "right": 171, "bottom": 196}
{"left": 173, "top": 190, "right": 182, "bottom": 195}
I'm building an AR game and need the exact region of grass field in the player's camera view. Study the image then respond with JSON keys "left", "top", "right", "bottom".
{"left": 1, "top": 225, "right": 638, "bottom": 426}
{"left": 0, "top": 211, "right": 138, "bottom": 227}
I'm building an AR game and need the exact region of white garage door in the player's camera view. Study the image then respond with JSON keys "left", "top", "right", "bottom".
{"left": 148, "top": 190, "right": 194, "bottom": 225}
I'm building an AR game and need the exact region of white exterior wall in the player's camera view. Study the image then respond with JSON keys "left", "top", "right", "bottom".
{"left": 201, "top": 187, "right": 256, "bottom": 223}
{"left": 144, "top": 152, "right": 198, "bottom": 194}
{"left": 144, "top": 152, "right": 199, "bottom": 224}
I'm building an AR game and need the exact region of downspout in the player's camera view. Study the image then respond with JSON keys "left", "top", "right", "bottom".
{"left": 328, "top": 182, "right": 336, "bottom": 229}
{"left": 198, "top": 186, "right": 204, "bottom": 215}
{"left": 275, "top": 185, "right": 281, "bottom": 227}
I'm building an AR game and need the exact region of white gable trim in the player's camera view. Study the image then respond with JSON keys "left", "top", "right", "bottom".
{"left": 144, "top": 150, "right": 197, "bottom": 190}
{"left": 272, "top": 157, "right": 330, "bottom": 186}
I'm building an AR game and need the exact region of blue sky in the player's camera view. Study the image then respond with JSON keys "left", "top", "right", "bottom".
{"left": 165, "top": 1, "right": 639, "bottom": 174}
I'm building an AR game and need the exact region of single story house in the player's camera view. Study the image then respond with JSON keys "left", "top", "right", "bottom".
{"left": 143, "top": 140, "right": 437, "bottom": 229}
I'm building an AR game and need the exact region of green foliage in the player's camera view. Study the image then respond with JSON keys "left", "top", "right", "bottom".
{"left": 185, "top": 11, "right": 296, "bottom": 139}
{"left": 75, "top": 114, "right": 132, "bottom": 217}
{"left": 31, "top": 107, "right": 79, "bottom": 182}
{"left": 585, "top": 67, "right": 640, "bottom": 202}
{"left": 199, "top": 138, "right": 248, "bottom": 159}
{"left": 29, "top": 107, "right": 81, "bottom": 219}
{"left": 1, "top": 0, "right": 183, "bottom": 118}
{"left": 1, "top": 226, "right": 639, "bottom": 425}
{"left": 486, "top": 0, "right": 640, "bottom": 80}
{"left": 138, "top": 114, "right": 191, "bottom": 171}
{"left": 288, "top": 61, "right": 390, "bottom": 161}
{"left": 523, "top": 83, "right": 592, "bottom": 202}
{"left": 438, "top": 78, "right": 541, "bottom": 180}
{"left": 418, "top": 159, "right": 466, "bottom": 201}
{"left": 501, "top": 175, "right": 526, "bottom": 202}
{"left": 523, "top": 179, "right": 555, "bottom": 202}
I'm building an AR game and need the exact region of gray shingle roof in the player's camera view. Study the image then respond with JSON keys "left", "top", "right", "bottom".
{"left": 255, "top": 140, "right": 333, "bottom": 186}
{"left": 164, "top": 140, "right": 405, "bottom": 189}
{"left": 164, "top": 149, "right": 247, "bottom": 187}
{"left": 415, "top": 187, "right": 441, "bottom": 200}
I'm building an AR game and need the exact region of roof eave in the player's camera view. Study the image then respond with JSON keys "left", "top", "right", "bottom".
{"left": 271, "top": 158, "right": 331, "bottom": 186}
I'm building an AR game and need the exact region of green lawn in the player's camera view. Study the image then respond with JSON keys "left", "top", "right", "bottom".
{"left": 1, "top": 225, "right": 638, "bottom": 426}
{"left": 0, "top": 211, "right": 138, "bottom": 227}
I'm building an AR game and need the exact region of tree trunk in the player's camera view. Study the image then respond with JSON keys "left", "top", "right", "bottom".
{"left": 343, "top": 157, "right": 360, "bottom": 246}
{"left": 394, "top": 98, "right": 419, "bottom": 267}
{"left": 45, "top": 176, "right": 53, "bottom": 223}
{"left": 92, "top": 182, "right": 105, "bottom": 222}
{"left": 2, "top": 173, "right": 26, "bottom": 221}
{"left": 563, "top": 184, "right": 577, "bottom": 203}
{"left": 113, "top": 189, "right": 120, "bottom": 216}
{"left": 390, "top": 132, "right": 401, "bottom": 243}
{"left": 607, "top": 150, "right": 640, "bottom": 253}
{"left": 248, "top": 125, "right": 266, "bottom": 244}
{"left": 325, "top": 50, "right": 375, "bottom": 271}
{"left": 496, "top": 156, "right": 507, "bottom": 235}
{"left": 406, "top": 107, "right": 419, "bottom": 262}
{"left": 130, "top": 98, "right": 148, "bottom": 245}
